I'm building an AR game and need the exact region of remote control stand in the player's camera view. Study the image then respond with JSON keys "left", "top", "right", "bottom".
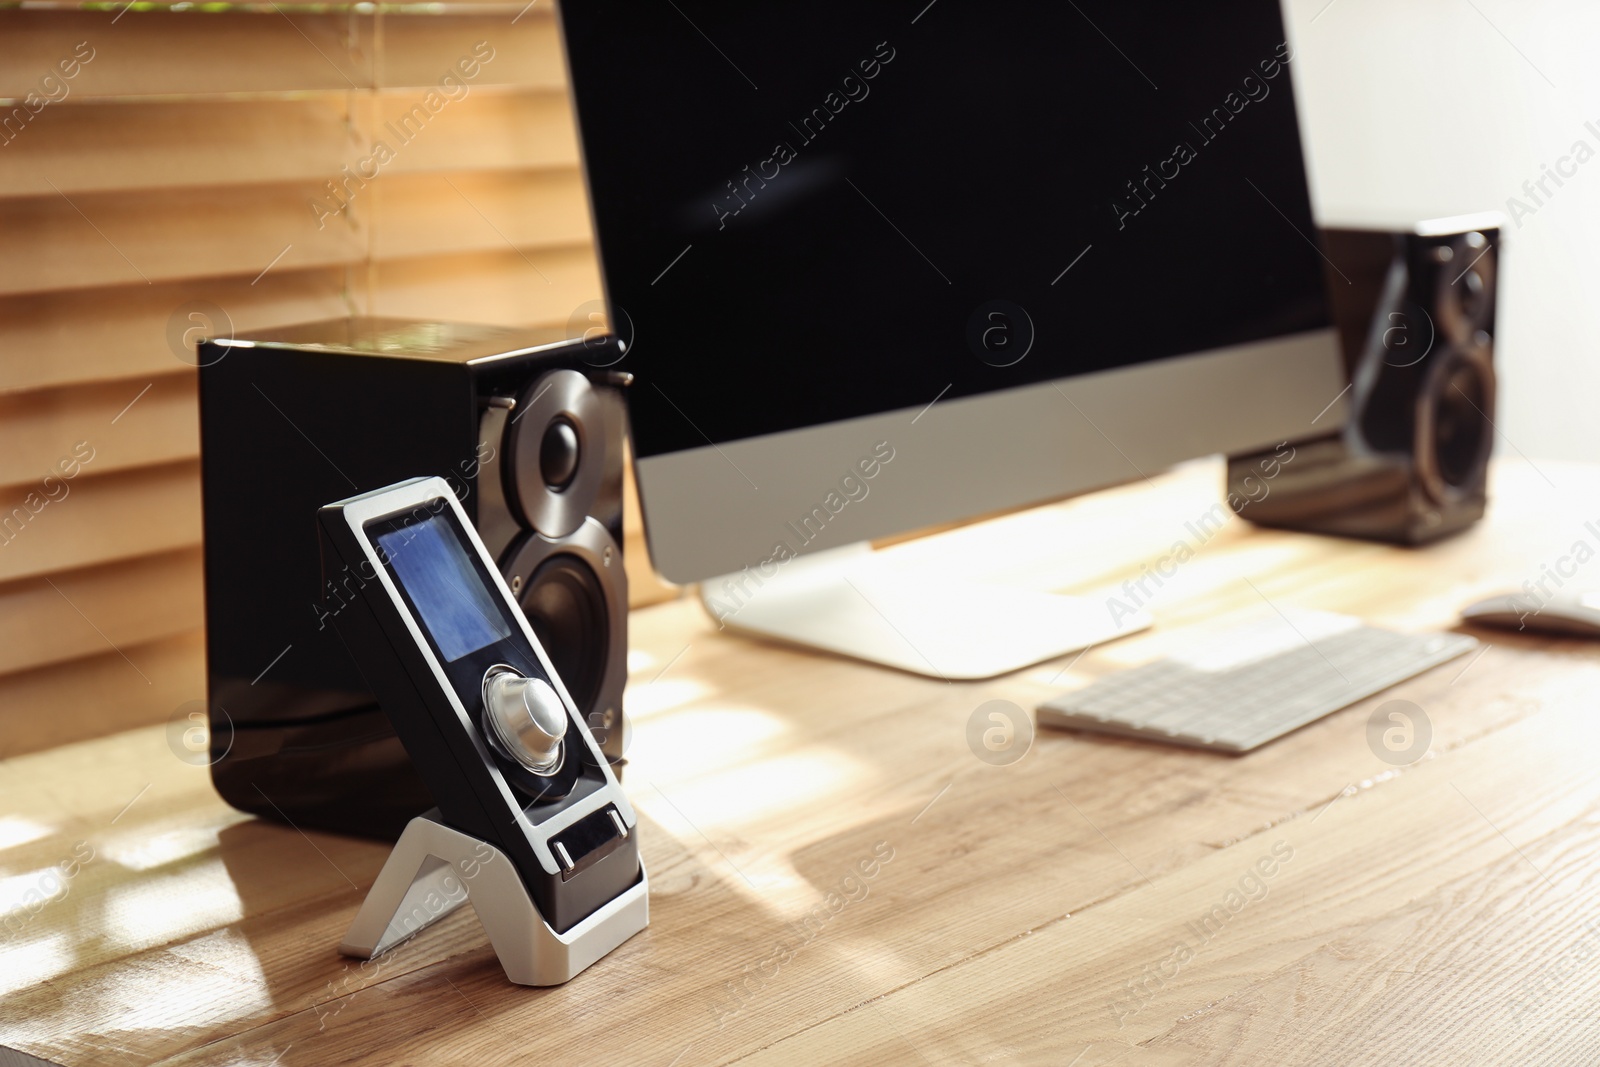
{"left": 339, "top": 808, "right": 647, "bottom": 985}
{"left": 319, "top": 476, "right": 647, "bottom": 985}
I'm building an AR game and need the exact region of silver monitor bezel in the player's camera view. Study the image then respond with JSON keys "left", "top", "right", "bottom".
{"left": 634, "top": 328, "right": 1346, "bottom": 584}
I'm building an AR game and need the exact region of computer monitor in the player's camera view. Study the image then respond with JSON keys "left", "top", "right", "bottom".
{"left": 559, "top": 1, "right": 1345, "bottom": 677}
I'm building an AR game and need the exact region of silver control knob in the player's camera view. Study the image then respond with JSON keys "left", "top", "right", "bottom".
{"left": 483, "top": 671, "right": 566, "bottom": 775}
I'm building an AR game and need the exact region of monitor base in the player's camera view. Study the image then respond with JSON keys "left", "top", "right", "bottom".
{"left": 700, "top": 546, "right": 1151, "bottom": 680}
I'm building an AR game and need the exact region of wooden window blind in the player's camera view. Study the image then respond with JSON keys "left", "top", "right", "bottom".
{"left": 0, "top": 3, "right": 672, "bottom": 756}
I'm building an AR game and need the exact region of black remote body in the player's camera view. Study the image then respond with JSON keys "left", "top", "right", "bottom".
{"left": 317, "top": 476, "right": 640, "bottom": 932}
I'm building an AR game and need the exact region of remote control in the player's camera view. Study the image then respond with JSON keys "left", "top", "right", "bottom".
{"left": 318, "top": 476, "right": 640, "bottom": 932}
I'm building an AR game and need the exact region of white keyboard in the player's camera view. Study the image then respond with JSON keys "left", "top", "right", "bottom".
{"left": 1037, "top": 612, "right": 1477, "bottom": 753}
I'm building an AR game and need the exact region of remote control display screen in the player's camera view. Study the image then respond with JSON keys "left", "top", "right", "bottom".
{"left": 376, "top": 515, "right": 511, "bottom": 662}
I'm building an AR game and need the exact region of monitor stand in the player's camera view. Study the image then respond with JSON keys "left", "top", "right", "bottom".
{"left": 699, "top": 543, "right": 1151, "bottom": 681}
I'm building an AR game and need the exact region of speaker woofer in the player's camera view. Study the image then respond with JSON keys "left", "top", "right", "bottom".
{"left": 1416, "top": 347, "right": 1494, "bottom": 506}
{"left": 499, "top": 516, "right": 628, "bottom": 754}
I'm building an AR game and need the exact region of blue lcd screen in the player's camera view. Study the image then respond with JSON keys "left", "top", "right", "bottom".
{"left": 375, "top": 514, "right": 511, "bottom": 662}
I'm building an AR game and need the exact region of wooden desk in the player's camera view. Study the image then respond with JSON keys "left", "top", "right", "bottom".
{"left": 3, "top": 459, "right": 1597, "bottom": 1066}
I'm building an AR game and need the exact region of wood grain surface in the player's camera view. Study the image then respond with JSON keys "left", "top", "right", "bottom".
{"left": 1, "top": 458, "right": 1596, "bottom": 1066}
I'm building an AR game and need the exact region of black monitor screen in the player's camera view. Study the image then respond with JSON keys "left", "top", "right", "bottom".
{"left": 561, "top": 1, "right": 1330, "bottom": 459}
{"left": 375, "top": 514, "right": 511, "bottom": 662}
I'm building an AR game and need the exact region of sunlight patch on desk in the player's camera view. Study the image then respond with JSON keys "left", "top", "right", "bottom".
{"left": 100, "top": 860, "right": 244, "bottom": 952}
{"left": 98, "top": 826, "right": 221, "bottom": 873}
{"left": 623, "top": 677, "right": 711, "bottom": 719}
{"left": 637, "top": 705, "right": 788, "bottom": 766}
{"left": 656, "top": 751, "right": 863, "bottom": 834}
{"left": 8, "top": 928, "right": 276, "bottom": 1048}
{"left": 92, "top": 927, "right": 274, "bottom": 1034}
{"left": 1087, "top": 540, "right": 1319, "bottom": 669}
{"left": 0, "top": 816, "right": 54, "bottom": 853}
{"left": 0, "top": 932, "right": 70, "bottom": 997}
{"left": 0, "top": 868, "right": 69, "bottom": 919}
{"left": 1169, "top": 610, "right": 1360, "bottom": 672}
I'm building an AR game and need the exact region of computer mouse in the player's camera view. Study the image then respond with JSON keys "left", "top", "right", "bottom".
{"left": 1461, "top": 588, "right": 1600, "bottom": 638}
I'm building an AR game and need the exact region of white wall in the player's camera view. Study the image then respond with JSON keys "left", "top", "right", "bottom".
{"left": 1287, "top": 0, "right": 1600, "bottom": 462}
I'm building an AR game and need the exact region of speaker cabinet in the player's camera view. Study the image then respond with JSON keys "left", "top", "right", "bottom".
{"left": 199, "top": 318, "right": 631, "bottom": 838}
{"left": 1228, "top": 216, "right": 1500, "bottom": 544}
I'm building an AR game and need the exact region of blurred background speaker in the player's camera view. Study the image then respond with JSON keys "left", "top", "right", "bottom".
{"left": 1228, "top": 217, "right": 1499, "bottom": 544}
{"left": 199, "top": 318, "right": 630, "bottom": 838}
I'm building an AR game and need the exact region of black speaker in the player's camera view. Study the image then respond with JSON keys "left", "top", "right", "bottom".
{"left": 199, "top": 318, "right": 631, "bottom": 838}
{"left": 1228, "top": 217, "right": 1500, "bottom": 544}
